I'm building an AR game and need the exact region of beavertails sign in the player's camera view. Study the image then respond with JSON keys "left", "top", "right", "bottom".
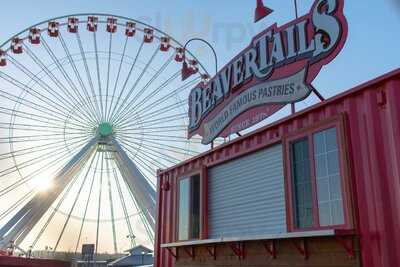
{"left": 188, "top": 0, "right": 348, "bottom": 144}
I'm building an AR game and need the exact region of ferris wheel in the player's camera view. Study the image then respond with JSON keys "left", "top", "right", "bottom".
{"left": 0, "top": 14, "right": 210, "bottom": 254}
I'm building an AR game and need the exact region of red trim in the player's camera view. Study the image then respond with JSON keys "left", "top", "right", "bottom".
{"left": 201, "top": 166, "right": 209, "bottom": 239}
{"left": 175, "top": 171, "right": 204, "bottom": 242}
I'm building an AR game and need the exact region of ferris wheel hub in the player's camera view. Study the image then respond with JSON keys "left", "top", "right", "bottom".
{"left": 98, "top": 122, "right": 114, "bottom": 137}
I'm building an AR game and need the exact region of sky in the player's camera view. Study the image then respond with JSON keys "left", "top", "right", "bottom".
{"left": 1, "top": 0, "right": 399, "bottom": 96}
{"left": 0, "top": 0, "right": 399, "bottom": 254}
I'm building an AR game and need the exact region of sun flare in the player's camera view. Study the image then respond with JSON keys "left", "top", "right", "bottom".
{"left": 33, "top": 178, "right": 53, "bottom": 192}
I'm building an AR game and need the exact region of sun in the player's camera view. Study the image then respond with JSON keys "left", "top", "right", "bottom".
{"left": 32, "top": 178, "right": 53, "bottom": 192}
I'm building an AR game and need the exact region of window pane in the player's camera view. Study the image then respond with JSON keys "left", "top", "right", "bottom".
{"left": 178, "top": 178, "right": 190, "bottom": 240}
{"left": 315, "top": 155, "right": 328, "bottom": 178}
{"left": 317, "top": 177, "right": 329, "bottom": 202}
{"left": 314, "top": 131, "right": 325, "bottom": 155}
{"left": 191, "top": 175, "right": 200, "bottom": 239}
{"left": 318, "top": 202, "right": 331, "bottom": 226}
{"left": 331, "top": 200, "right": 345, "bottom": 225}
{"left": 313, "top": 127, "right": 344, "bottom": 226}
{"left": 291, "top": 138, "right": 313, "bottom": 228}
{"left": 325, "top": 128, "right": 338, "bottom": 152}
{"left": 329, "top": 175, "right": 342, "bottom": 200}
{"left": 327, "top": 151, "right": 339, "bottom": 174}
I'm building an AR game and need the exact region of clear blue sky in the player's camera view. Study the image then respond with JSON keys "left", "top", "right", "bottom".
{"left": 1, "top": 0, "right": 399, "bottom": 99}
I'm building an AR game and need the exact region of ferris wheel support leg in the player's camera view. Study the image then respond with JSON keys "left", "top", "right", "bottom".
{"left": 112, "top": 139, "right": 156, "bottom": 230}
{"left": 0, "top": 138, "right": 98, "bottom": 250}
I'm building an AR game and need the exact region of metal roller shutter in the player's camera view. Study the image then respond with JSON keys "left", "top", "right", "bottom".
{"left": 208, "top": 144, "right": 287, "bottom": 238}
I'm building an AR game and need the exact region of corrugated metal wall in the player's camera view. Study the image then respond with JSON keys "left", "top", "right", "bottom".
{"left": 208, "top": 144, "right": 287, "bottom": 238}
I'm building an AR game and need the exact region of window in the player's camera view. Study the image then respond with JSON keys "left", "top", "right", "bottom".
{"left": 291, "top": 138, "right": 313, "bottom": 228}
{"left": 178, "top": 174, "right": 201, "bottom": 240}
{"left": 289, "top": 126, "right": 346, "bottom": 229}
{"left": 314, "top": 128, "right": 344, "bottom": 226}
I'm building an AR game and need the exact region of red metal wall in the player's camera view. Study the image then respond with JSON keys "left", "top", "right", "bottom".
{"left": 155, "top": 69, "right": 400, "bottom": 267}
{"left": 0, "top": 256, "right": 70, "bottom": 267}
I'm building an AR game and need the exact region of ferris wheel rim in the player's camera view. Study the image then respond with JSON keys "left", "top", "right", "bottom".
{"left": 0, "top": 12, "right": 210, "bottom": 77}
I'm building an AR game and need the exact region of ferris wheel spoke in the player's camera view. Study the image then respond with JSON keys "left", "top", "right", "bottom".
{"left": 0, "top": 70, "right": 88, "bottom": 127}
{"left": 0, "top": 138, "right": 91, "bottom": 198}
{"left": 106, "top": 36, "right": 128, "bottom": 122}
{"left": 74, "top": 152, "right": 100, "bottom": 254}
{"left": 94, "top": 152, "right": 104, "bottom": 258}
{"left": 112, "top": 69, "right": 180, "bottom": 126}
{"left": 53, "top": 152, "right": 97, "bottom": 252}
{"left": 0, "top": 131, "right": 89, "bottom": 141}
{"left": 117, "top": 124, "right": 187, "bottom": 132}
{"left": 0, "top": 106, "right": 91, "bottom": 130}
{"left": 111, "top": 161, "right": 135, "bottom": 249}
{"left": 120, "top": 137, "right": 190, "bottom": 163}
{"left": 119, "top": 77, "right": 199, "bottom": 126}
{"left": 135, "top": 99, "right": 187, "bottom": 122}
{"left": 0, "top": 135, "right": 90, "bottom": 178}
{"left": 93, "top": 31, "right": 104, "bottom": 121}
{"left": 0, "top": 105, "right": 71, "bottom": 129}
{"left": 118, "top": 112, "right": 187, "bottom": 131}
{"left": 116, "top": 111, "right": 186, "bottom": 130}
{"left": 118, "top": 141, "right": 164, "bottom": 171}
{"left": 40, "top": 38, "right": 98, "bottom": 127}
{"left": 0, "top": 135, "right": 89, "bottom": 158}
{"left": 31, "top": 167, "right": 83, "bottom": 249}
{"left": 110, "top": 46, "right": 161, "bottom": 123}
{"left": 0, "top": 125, "right": 88, "bottom": 135}
{"left": 58, "top": 32, "right": 100, "bottom": 123}
{"left": 118, "top": 100, "right": 188, "bottom": 130}
{"left": 119, "top": 139, "right": 180, "bottom": 166}
{"left": 111, "top": 53, "right": 175, "bottom": 124}
{"left": 104, "top": 32, "right": 113, "bottom": 124}
{"left": 0, "top": 189, "right": 35, "bottom": 221}
{"left": 116, "top": 168, "right": 154, "bottom": 241}
{"left": 0, "top": 138, "right": 87, "bottom": 160}
{"left": 108, "top": 40, "right": 145, "bottom": 122}
{"left": 120, "top": 171, "right": 154, "bottom": 244}
{"left": 0, "top": 132, "right": 92, "bottom": 144}
{"left": 0, "top": 89, "right": 74, "bottom": 123}
{"left": 120, "top": 169, "right": 154, "bottom": 244}
{"left": 76, "top": 32, "right": 102, "bottom": 120}
{"left": 6, "top": 56, "right": 78, "bottom": 118}
{"left": 105, "top": 153, "right": 118, "bottom": 254}
{"left": 22, "top": 45, "right": 93, "bottom": 126}
{"left": 117, "top": 135, "right": 198, "bottom": 156}
{"left": 0, "top": 122, "right": 89, "bottom": 132}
